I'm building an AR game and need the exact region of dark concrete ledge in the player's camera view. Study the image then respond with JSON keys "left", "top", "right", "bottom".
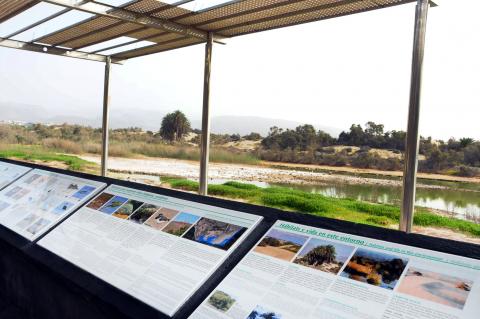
{"left": 0, "top": 158, "right": 479, "bottom": 319}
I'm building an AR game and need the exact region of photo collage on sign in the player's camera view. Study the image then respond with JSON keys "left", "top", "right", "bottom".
{"left": 207, "top": 288, "right": 284, "bottom": 319}
{"left": 11, "top": 174, "right": 97, "bottom": 237}
{"left": 253, "top": 228, "right": 410, "bottom": 290}
{"left": 397, "top": 266, "right": 474, "bottom": 309}
{"left": 87, "top": 191, "right": 248, "bottom": 251}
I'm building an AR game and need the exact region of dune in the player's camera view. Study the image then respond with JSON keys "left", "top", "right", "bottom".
{"left": 254, "top": 246, "right": 296, "bottom": 261}
{"left": 398, "top": 276, "right": 468, "bottom": 309}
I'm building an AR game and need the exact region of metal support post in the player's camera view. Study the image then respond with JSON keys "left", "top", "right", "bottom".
{"left": 101, "top": 57, "right": 112, "bottom": 177}
{"left": 400, "top": 0, "right": 429, "bottom": 233}
{"left": 199, "top": 33, "right": 214, "bottom": 195}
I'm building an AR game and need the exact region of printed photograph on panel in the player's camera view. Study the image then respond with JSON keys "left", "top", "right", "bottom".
{"left": 87, "top": 193, "right": 114, "bottom": 210}
{"left": 112, "top": 200, "right": 144, "bottom": 219}
{"left": 183, "top": 217, "right": 247, "bottom": 250}
{"left": 207, "top": 290, "right": 236, "bottom": 313}
{"left": 254, "top": 229, "right": 308, "bottom": 262}
{"left": 129, "top": 203, "right": 160, "bottom": 224}
{"left": 144, "top": 207, "right": 178, "bottom": 230}
{"left": 99, "top": 196, "right": 129, "bottom": 214}
{"left": 340, "top": 248, "right": 408, "bottom": 290}
{"left": 0, "top": 200, "right": 10, "bottom": 212}
{"left": 25, "top": 218, "right": 51, "bottom": 235}
{"left": 71, "top": 185, "right": 96, "bottom": 200}
{"left": 246, "top": 305, "right": 282, "bottom": 319}
{"left": 52, "top": 201, "right": 75, "bottom": 216}
{"left": 162, "top": 212, "right": 200, "bottom": 236}
{"left": 397, "top": 266, "right": 473, "bottom": 309}
{"left": 293, "top": 238, "right": 355, "bottom": 274}
{"left": 15, "top": 213, "right": 38, "bottom": 229}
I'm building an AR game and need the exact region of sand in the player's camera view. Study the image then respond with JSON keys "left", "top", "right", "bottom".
{"left": 398, "top": 275, "right": 469, "bottom": 309}
{"left": 79, "top": 155, "right": 464, "bottom": 189}
{"left": 254, "top": 245, "right": 297, "bottom": 261}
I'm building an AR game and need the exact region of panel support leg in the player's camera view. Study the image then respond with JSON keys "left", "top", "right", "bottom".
{"left": 101, "top": 57, "right": 111, "bottom": 177}
{"left": 199, "top": 33, "right": 213, "bottom": 196}
{"left": 400, "top": 0, "right": 429, "bottom": 233}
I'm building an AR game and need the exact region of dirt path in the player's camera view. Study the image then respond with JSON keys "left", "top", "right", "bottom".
{"left": 80, "top": 155, "right": 448, "bottom": 189}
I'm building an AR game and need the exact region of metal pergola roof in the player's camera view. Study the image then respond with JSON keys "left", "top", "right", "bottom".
{"left": 1, "top": 0, "right": 418, "bottom": 63}
{"left": 0, "top": 0, "right": 436, "bottom": 234}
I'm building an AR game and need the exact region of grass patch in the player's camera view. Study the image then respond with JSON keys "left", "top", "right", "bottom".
{"left": 0, "top": 145, "right": 95, "bottom": 172}
{"left": 164, "top": 178, "right": 480, "bottom": 238}
{"left": 7, "top": 141, "right": 259, "bottom": 165}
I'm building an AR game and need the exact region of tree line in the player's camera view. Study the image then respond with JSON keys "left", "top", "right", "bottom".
{"left": 1, "top": 110, "right": 479, "bottom": 177}
{"left": 259, "top": 122, "right": 480, "bottom": 176}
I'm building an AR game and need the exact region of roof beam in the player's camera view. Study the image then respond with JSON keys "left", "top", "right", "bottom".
{"left": 91, "top": 30, "right": 166, "bottom": 53}
{"left": 66, "top": 0, "right": 197, "bottom": 50}
{"left": 5, "top": 0, "right": 94, "bottom": 39}
{"left": 0, "top": 37, "right": 122, "bottom": 64}
{"left": 39, "top": 0, "right": 222, "bottom": 42}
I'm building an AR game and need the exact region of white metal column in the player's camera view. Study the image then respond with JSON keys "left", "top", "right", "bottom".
{"left": 101, "top": 57, "right": 111, "bottom": 177}
{"left": 400, "top": 0, "right": 430, "bottom": 232}
{"left": 199, "top": 33, "right": 214, "bottom": 195}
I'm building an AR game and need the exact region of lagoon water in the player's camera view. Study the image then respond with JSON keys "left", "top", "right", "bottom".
{"left": 208, "top": 178, "right": 480, "bottom": 222}
{"left": 273, "top": 182, "right": 480, "bottom": 223}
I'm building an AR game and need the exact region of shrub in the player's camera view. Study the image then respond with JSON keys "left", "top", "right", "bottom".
{"left": 42, "top": 138, "right": 82, "bottom": 154}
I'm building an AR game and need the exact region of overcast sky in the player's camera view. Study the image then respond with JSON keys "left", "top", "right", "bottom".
{"left": 0, "top": 0, "right": 478, "bottom": 140}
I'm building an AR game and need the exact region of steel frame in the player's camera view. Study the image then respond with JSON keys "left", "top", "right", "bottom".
{"left": 0, "top": 0, "right": 433, "bottom": 233}
{"left": 199, "top": 32, "right": 213, "bottom": 196}
{"left": 400, "top": 0, "right": 430, "bottom": 232}
{"left": 0, "top": 37, "right": 121, "bottom": 63}
{"left": 101, "top": 57, "right": 112, "bottom": 177}
{"left": 40, "top": 0, "right": 216, "bottom": 42}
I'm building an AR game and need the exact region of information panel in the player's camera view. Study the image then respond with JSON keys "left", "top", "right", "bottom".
{"left": 0, "top": 169, "right": 106, "bottom": 241}
{"left": 38, "top": 185, "right": 262, "bottom": 317}
{"left": 191, "top": 221, "right": 480, "bottom": 319}
{"left": 0, "top": 161, "right": 31, "bottom": 190}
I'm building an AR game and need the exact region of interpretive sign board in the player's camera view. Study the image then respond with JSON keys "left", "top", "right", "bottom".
{"left": 38, "top": 184, "right": 263, "bottom": 317}
{"left": 0, "top": 169, "right": 106, "bottom": 241}
{"left": 190, "top": 220, "right": 480, "bottom": 319}
{"left": 0, "top": 161, "right": 31, "bottom": 190}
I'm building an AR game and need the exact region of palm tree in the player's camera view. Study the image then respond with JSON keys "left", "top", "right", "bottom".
{"left": 160, "top": 110, "right": 191, "bottom": 142}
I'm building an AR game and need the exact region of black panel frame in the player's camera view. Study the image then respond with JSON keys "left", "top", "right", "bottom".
{"left": 0, "top": 158, "right": 479, "bottom": 319}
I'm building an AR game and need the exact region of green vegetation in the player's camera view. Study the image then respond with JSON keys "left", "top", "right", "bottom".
{"left": 2, "top": 116, "right": 480, "bottom": 176}
{"left": 208, "top": 291, "right": 236, "bottom": 312}
{"left": 260, "top": 122, "right": 480, "bottom": 176}
{"left": 163, "top": 178, "right": 480, "bottom": 237}
{"left": 0, "top": 145, "right": 94, "bottom": 171}
{"left": 160, "top": 110, "right": 191, "bottom": 142}
{"left": 0, "top": 123, "right": 258, "bottom": 165}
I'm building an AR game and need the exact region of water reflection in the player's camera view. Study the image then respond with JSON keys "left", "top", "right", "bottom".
{"left": 273, "top": 183, "right": 480, "bottom": 222}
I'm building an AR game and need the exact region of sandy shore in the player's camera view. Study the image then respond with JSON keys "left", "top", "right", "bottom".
{"left": 78, "top": 155, "right": 480, "bottom": 243}
{"left": 262, "top": 161, "right": 480, "bottom": 184}
{"left": 80, "top": 155, "right": 451, "bottom": 190}
{"left": 253, "top": 246, "right": 296, "bottom": 261}
{"left": 398, "top": 272, "right": 469, "bottom": 309}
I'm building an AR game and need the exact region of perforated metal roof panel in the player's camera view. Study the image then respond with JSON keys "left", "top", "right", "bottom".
{"left": 0, "top": 0, "right": 416, "bottom": 61}
{"left": 0, "top": 0, "right": 37, "bottom": 23}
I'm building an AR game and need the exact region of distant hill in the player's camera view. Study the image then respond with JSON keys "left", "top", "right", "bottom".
{"left": 0, "top": 102, "right": 341, "bottom": 137}
{"left": 192, "top": 116, "right": 342, "bottom": 137}
{"left": 0, "top": 102, "right": 166, "bottom": 131}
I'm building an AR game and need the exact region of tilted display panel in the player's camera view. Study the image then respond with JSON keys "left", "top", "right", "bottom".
{"left": 0, "top": 169, "right": 106, "bottom": 241}
{"left": 38, "top": 184, "right": 263, "bottom": 317}
{"left": 0, "top": 161, "right": 32, "bottom": 190}
{"left": 190, "top": 220, "right": 480, "bottom": 319}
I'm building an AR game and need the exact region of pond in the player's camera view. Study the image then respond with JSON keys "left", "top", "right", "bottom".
{"left": 207, "top": 178, "right": 480, "bottom": 222}
{"left": 272, "top": 181, "right": 480, "bottom": 223}
{"left": 120, "top": 173, "right": 480, "bottom": 223}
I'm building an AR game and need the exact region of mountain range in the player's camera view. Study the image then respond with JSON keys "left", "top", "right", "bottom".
{"left": 0, "top": 102, "right": 341, "bottom": 137}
